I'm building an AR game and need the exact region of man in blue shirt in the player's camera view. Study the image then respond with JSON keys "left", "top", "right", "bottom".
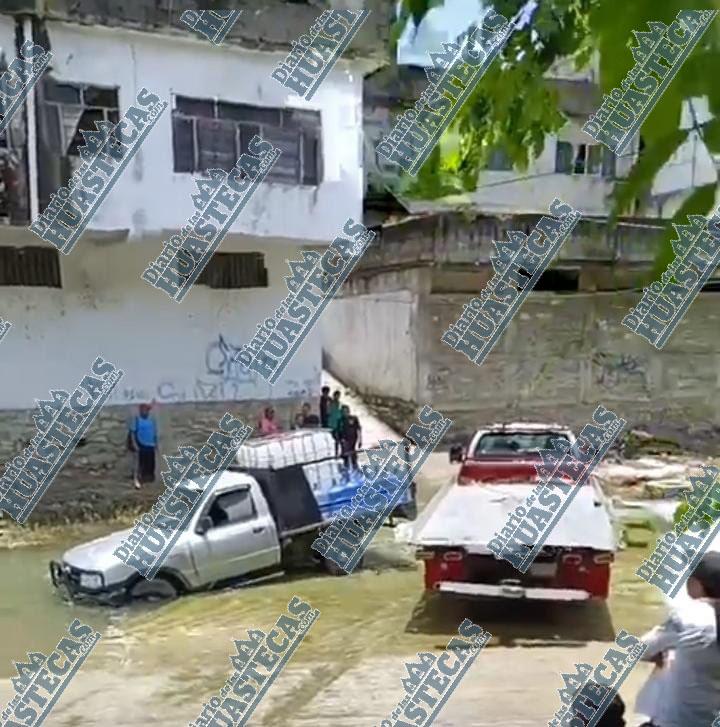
{"left": 128, "top": 403, "right": 158, "bottom": 488}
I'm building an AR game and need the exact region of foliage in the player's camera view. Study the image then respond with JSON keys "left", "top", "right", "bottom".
{"left": 391, "top": 0, "right": 720, "bottom": 269}
{"left": 674, "top": 500, "right": 689, "bottom": 527}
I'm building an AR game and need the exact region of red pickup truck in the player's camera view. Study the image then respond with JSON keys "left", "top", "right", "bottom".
{"left": 411, "top": 423, "right": 618, "bottom": 601}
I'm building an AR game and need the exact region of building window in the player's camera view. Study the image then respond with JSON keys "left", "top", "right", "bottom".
{"left": 172, "top": 97, "right": 322, "bottom": 185}
{"left": 41, "top": 81, "right": 120, "bottom": 157}
{"left": 485, "top": 147, "right": 513, "bottom": 171}
{"left": 0, "top": 246, "right": 61, "bottom": 287}
{"left": 195, "top": 252, "right": 268, "bottom": 289}
{"left": 37, "top": 81, "right": 120, "bottom": 214}
{"left": 556, "top": 141, "right": 615, "bottom": 178}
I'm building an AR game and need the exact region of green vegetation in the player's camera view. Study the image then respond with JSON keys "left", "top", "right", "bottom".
{"left": 391, "top": 0, "right": 720, "bottom": 276}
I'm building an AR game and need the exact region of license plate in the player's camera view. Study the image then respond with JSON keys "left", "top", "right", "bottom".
{"left": 530, "top": 562, "right": 557, "bottom": 578}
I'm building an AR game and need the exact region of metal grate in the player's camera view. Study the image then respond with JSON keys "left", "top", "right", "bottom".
{"left": 195, "top": 252, "right": 268, "bottom": 289}
{"left": 0, "top": 246, "right": 61, "bottom": 287}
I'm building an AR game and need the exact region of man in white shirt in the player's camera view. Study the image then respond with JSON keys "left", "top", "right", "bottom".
{"left": 638, "top": 552, "right": 720, "bottom": 726}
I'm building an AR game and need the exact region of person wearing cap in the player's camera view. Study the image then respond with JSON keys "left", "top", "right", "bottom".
{"left": 637, "top": 551, "right": 720, "bottom": 726}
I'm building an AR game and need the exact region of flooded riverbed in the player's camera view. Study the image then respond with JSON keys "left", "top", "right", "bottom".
{"left": 0, "top": 516, "right": 668, "bottom": 726}
{"left": 0, "top": 453, "right": 676, "bottom": 726}
{"left": 0, "top": 528, "right": 115, "bottom": 676}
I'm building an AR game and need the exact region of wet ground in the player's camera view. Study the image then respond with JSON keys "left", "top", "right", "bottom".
{"left": 0, "top": 379, "right": 684, "bottom": 725}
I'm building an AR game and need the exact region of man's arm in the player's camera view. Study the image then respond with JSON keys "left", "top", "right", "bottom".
{"left": 640, "top": 614, "right": 682, "bottom": 662}
{"left": 128, "top": 416, "right": 139, "bottom": 450}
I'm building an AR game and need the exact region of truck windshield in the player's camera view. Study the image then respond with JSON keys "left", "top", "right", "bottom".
{"left": 474, "top": 432, "right": 570, "bottom": 456}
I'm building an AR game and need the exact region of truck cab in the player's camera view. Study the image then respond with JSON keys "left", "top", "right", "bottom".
{"left": 50, "top": 429, "right": 418, "bottom": 603}
{"left": 51, "top": 470, "right": 285, "bottom": 603}
{"left": 450, "top": 422, "right": 576, "bottom": 484}
{"left": 414, "top": 422, "right": 617, "bottom": 602}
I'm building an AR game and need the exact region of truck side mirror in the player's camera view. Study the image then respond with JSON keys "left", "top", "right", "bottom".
{"left": 449, "top": 445, "right": 464, "bottom": 463}
{"left": 196, "top": 515, "right": 213, "bottom": 535}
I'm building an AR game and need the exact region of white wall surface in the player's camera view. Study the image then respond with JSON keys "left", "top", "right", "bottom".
{"left": 469, "top": 119, "right": 716, "bottom": 218}
{"left": 0, "top": 234, "right": 321, "bottom": 409}
{"left": 652, "top": 97, "right": 717, "bottom": 199}
{"left": 397, "top": 0, "right": 533, "bottom": 67}
{"left": 323, "top": 290, "right": 417, "bottom": 401}
{"left": 0, "top": 15, "right": 14, "bottom": 62}
{"left": 468, "top": 120, "right": 620, "bottom": 216}
{"left": 44, "top": 21, "right": 364, "bottom": 243}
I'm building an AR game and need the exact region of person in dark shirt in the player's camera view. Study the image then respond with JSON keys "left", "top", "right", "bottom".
{"left": 301, "top": 402, "right": 320, "bottom": 427}
{"left": 319, "top": 386, "right": 331, "bottom": 428}
{"left": 338, "top": 404, "right": 362, "bottom": 470}
{"left": 598, "top": 694, "right": 626, "bottom": 726}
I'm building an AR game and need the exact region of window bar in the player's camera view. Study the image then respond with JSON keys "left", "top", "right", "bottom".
{"left": 192, "top": 117, "right": 199, "bottom": 174}
{"left": 299, "top": 131, "right": 305, "bottom": 184}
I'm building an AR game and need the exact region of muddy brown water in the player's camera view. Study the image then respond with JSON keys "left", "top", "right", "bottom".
{"left": 0, "top": 518, "right": 666, "bottom": 679}
{"left": 0, "top": 488, "right": 674, "bottom": 726}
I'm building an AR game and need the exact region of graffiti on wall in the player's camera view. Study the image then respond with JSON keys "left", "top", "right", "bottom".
{"left": 594, "top": 353, "right": 649, "bottom": 390}
{"left": 105, "top": 333, "right": 319, "bottom": 406}
{"left": 195, "top": 334, "right": 262, "bottom": 401}
{"left": 108, "top": 334, "right": 264, "bottom": 405}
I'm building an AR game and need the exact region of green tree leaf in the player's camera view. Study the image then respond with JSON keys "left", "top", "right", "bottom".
{"left": 651, "top": 182, "right": 716, "bottom": 280}
{"left": 384, "top": 0, "right": 720, "bottom": 267}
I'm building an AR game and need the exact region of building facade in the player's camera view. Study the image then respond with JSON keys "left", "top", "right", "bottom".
{"left": 327, "top": 3, "right": 720, "bottom": 448}
{"left": 365, "top": 3, "right": 717, "bottom": 218}
{"left": 324, "top": 212, "right": 720, "bottom": 449}
{"left": 0, "top": 0, "right": 387, "bottom": 521}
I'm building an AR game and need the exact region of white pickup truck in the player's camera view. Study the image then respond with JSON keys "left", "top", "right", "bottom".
{"left": 50, "top": 429, "right": 417, "bottom": 603}
{"left": 414, "top": 422, "right": 618, "bottom": 602}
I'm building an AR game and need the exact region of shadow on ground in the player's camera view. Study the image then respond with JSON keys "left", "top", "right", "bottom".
{"left": 405, "top": 592, "right": 617, "bottom": 646}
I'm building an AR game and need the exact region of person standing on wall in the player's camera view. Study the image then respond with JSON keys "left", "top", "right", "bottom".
{"left": 127, "top": 403, "right": 158, "bottom": 489}
{"left": 327, "top": 390, "right": 343, "bottom": 456}
{"left": 339, "top": 404, "right": 362, "bottom": 470}
{"left": 319, "top": 386, "right": 331, "bottom": 428}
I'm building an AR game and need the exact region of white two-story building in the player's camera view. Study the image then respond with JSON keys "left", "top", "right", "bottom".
{"left": 0, "top": 1, "right": 384, "bottom": 520}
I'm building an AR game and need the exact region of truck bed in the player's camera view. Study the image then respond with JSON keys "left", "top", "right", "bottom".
{"left": 411, "top": 480, "right": 617, "bottom": 553}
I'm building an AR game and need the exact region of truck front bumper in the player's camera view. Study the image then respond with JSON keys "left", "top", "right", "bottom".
{"left": 49, "top": 560, "right": 129, "bottom": 606}
{"left": 435, "top": 580, "right": 592, "bottom": 601}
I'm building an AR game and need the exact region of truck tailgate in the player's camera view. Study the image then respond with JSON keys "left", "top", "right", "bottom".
{"left": 411, "top": 481, "right": 617, "bottom": 553}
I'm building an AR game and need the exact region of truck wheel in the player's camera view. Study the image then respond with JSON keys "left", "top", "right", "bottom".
{"left": 128, "top": 575, "right": 179, "bottom": 602}
{"left": 324, "top": 555, "right": 363, "bottom": 576}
